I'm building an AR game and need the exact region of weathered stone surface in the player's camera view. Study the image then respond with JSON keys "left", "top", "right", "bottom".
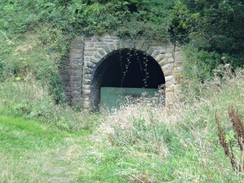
{"left": 159, "top": 58, "right": 168, "bottom": 67}
{"left": 155, "top": 54, "right": 165, "bottom": 62}
{"left": 168, "top": 58, "right": 174, "bottom": 62}
{"left": 83, "top": 85, "right": 90, "bottom": 90}
{"left": 71, "top": 39, "right": 82, "bottom": 45}
{"left": 71, "top": 53, "right": 82, "bottom": 59}
{"left": 85, "top": 42, "right": 94, "bottom": 47}
{"left": 165, "top": 53, "right": 172, "bottom": 58}
{"left": 141, "top": 44, "right": 150, "bottom": 52}
{"left": 83, "top": 101, "right": 90, "bottom": 109}
{"left": 71, "top": 59, "right": 82, "bottom": 65}
{"left": 98, "top": 49, "right": 107, "bottom": 57}
{"left": 87, "top": 61, "right": 96, "bottom": 68}
{"left": 164, "top": 70, "right": 172, "bottom": 77}
{"left": 174, "top": 66, "right": 183, "bottom": 72}
{"left": 166, "top": 47, "right": 174, "bottom": 53}
{"left": 71, "top": 82, "right": 82, "bottom": 88}
{"left": 146, "top": 47, "right": 155, "bottom": 55}
{"left": 61, "top": 34, "right": 182, "bottom": 110}
{"left": 70, "top": 49, "right": 82, "bottom": 55}
{"left": 175, "top": 45, "right": 181, "bottom": 51}
{"left": 174, "top": 51, "right": 183, "bottom": 62}
{"left": 94, "top": 42, "right": 107, "bottom": 47}
{"left": 135, "top": 40, "right": 144, "bottom": 50}
{"left": 151, "top": 50, "right": 160, "bottom": 58}
{"left": 70, "top": 76, "right": 82, "bottom": 82}
{"left": 70, "top": 64, "right": 82, "bottom": 70}
{"left": 109, "top": 43, "right": 115, "bottom": 51}
{"left": 88, "top": 57, "right": 97, "bottom": 63}
{"left": 83, "top": 90, "right": 91, "bottom": 95}
{"left": 165, "top": 75, "right": 174, "bottom": 83}
{"left": 174, "top": 61, "right": 182, "bottom": 67}
{"left": 84, "top": 72, "right": 92, "bottom": 77}
{"left": 83, "top": 78, "right": 91, "bottom": 84}
{"left": 94, "top": 52, "right": 102, "bottom": 59}
{"left": 162, "top": 63, "right": 173, "bottom": 72}
{"left": 104, "top": 45, "right": 111, "bottom": 53}
{"left": 84, "top": 56, "right": 90, "bottom": 61}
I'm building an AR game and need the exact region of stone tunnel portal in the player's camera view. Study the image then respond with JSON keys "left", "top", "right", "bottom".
{"left": 91, "top": 49, "right": 165, "bottom": 110}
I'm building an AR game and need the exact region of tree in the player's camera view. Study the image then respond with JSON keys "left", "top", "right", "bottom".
{"left": 172, "top": 0, "right": 244, "bottom": 67}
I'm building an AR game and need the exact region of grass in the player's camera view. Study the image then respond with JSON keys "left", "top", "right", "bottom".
{"left": 0, "top": 79, "right": 100, "bottom": 132}
{"left": 0, "top": 116, "right": 62, "bottom": 152}
{"left": 0, "top": 115, "right": 100, "bottom": 183}
{"left": 0, "top": 115, "right": 64, "bottom": 182}
{"left": 0, "top": 32, "right": 243, "bottom": 182}
{"left": 92, "top": 66, "right": 244, "bottom": 182}
{"left": 1, "top": 5, "right": 243, "bottom": 182}
{"left": 0, "top": 115, "right": 141, "bottom": 182}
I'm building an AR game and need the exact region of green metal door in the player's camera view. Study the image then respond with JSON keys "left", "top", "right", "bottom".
{"left": 100, "top": 87, "right": 157, "bottom": 111}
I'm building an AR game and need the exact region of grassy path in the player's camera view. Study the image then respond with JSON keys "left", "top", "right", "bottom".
{"left": 0, "top": 115, "right": 131, "bottom": 182}
{"left": 1, "top": 113, "right": 243, "bottom": 183}
{"left": 0, "top": 115, "right": 85, "bottom": 182}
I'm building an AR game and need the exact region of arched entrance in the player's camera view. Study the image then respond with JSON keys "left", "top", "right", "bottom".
{"left": 63, "top": 35, "right": 183, "bottom": 110}
{"left": 90, "top": 48, "right": 165, "bottom": 111}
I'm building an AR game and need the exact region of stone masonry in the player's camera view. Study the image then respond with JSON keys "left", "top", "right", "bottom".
{"left": 60, "top": 34, "right": 183, "bottom": 110}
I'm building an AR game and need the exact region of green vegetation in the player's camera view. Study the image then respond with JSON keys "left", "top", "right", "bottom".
{"left": 172, "top": 0, "right": 244, "bottom": 92}
{"left": 0, "top": 0, "right": 243, "bottom": 101}
{"left": 0, "top": 0, "right": 243, "bottom": 182}
{"left": 0, "top": 78, "right": 100, "bottom": 132}
{"left": 0, "top": 67, "right": 243, "bottom": 182}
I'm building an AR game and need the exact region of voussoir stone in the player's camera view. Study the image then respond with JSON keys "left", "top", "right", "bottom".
{"left": 61, "top": 34, "right": 183, "bottom": 110}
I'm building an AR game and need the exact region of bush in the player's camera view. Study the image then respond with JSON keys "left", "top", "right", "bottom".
{"left": 181, "top": 44, "right": 223, "bottom": 98}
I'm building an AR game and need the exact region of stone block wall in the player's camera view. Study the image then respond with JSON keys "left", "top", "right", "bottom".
{"left": 61, "top": 34, "right": 183, "bottom": 110}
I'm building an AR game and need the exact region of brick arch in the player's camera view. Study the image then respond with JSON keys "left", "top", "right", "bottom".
{"left": 89, "top": 48, "right": 166, "bottom": 111}
{"left": 61, "top": 34, "right": 183, "bottom": 110}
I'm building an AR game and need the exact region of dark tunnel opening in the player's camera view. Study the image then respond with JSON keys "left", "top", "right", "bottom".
{"left": 90, "top": 49, "right": 165, "bottom": 110}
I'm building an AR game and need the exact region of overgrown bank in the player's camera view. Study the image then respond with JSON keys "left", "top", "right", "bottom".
{"left": 1, "top": 0, "right": 243, "bottom": 104}
{"left": 0, "top": 65, "right": 243, "bottom": 182}
{"left": 0, "top": 0, "right": 244, "bottom": 182}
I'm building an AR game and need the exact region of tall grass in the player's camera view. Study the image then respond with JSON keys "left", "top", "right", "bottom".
{"left": 0, "top": 77, "right": 98, "bottom": 132}
{"left": 94, "top": 66, "right": 244, "bottom": 182}
{"left": 0, "top": 65, "right": 243, "bottom": 182}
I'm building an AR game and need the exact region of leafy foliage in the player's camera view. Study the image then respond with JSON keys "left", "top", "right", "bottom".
{"left": 0, "top": 0, "right": 243, "bottom": 103}
{"left": 0, "top": 0, "right": 175, "bottom": 39}
{"left": 172, "top": 0, "right": 244, "bottom": 67}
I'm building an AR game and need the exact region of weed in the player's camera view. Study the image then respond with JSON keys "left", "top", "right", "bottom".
{"left": 0, "top": 67, "right": 243, "bottom": 182}
{"left": 94, "top": 67, "right": 244, "bottom": 182}
{"left": 215, "top": 106, "right": 243, "bottom": 172}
